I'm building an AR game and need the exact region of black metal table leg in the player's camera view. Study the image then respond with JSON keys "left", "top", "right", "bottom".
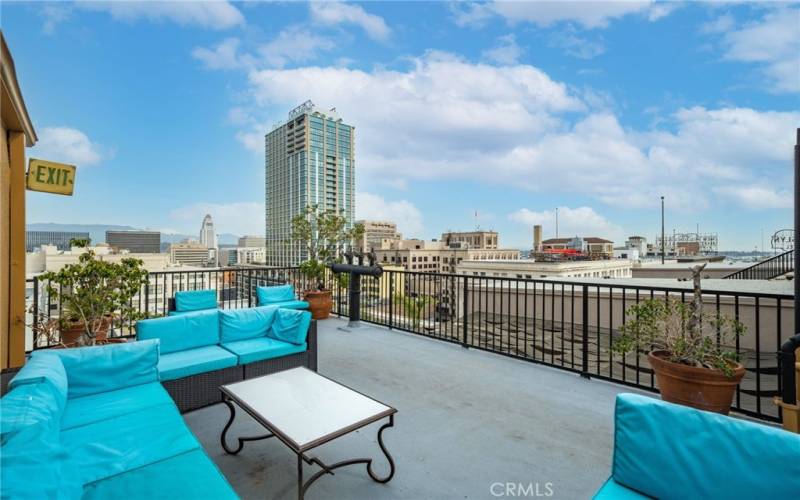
{"left": 297, "top": 414, "right": 396, "bottom": 499}
{"left": 220, "top": 398, "right": 276, "bottom": 455}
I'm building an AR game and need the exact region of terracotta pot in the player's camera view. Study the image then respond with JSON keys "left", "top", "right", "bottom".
{"left": 60, "top": 316, "right": 112, "bottom": 346}
{"left": 303, "top": 290, "right": 332, "bottom": 320}
{"left": 648, "top": 350, "right": 745, "bottom": 414}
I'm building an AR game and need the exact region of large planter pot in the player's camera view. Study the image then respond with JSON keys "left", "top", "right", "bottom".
{"left": 304, "top": 290, "right": 332, "bottom": 320}
{"left": 648, "top": 350, "right": 745, "bottom": 414}
{"left": 60, "top": 316, "right": 112, "bottom": 346}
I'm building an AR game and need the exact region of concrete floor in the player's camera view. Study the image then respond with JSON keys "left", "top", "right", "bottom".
{"left": 185, "top": 318, "right": 651, "bottom": 500}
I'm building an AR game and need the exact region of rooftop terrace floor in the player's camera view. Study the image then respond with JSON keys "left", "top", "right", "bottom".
{"left": 185, "top": 318, "right": 651, "bottom": 499}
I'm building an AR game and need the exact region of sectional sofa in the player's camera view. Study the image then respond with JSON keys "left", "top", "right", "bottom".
{"left": 1, "top": 340, "right": 237, "bottom": 499}
{"left": 137, "top": 305, "right": 316, "bottom": 412}
{"left": 594, "top": 393, "right": 800, "bottom": 498}
{"left": 168, "top": 285, "right": 309, "bottom": 316}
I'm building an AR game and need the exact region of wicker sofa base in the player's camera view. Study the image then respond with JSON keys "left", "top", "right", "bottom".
{"left": 164, "top": 320, "right": 319, "bottom": 413}
{"left": 162, "top": 365, "right": 242, "bottom": 413}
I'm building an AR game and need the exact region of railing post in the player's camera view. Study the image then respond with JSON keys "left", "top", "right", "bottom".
{"left": 462, "top": 276, "right": 469, "bottom": 348}
{"left": 247, "top": 269, "right": 253, "bottom": 308}
{"left": 581, "top": 285, "right": 590, "bottom": 378}
{"left": 32, "top": 277, "right": 39, "bottom": 330}
{"left": 144, "top": 280, "right": 150, "bottom": 317}
{"left": 388, "top": 272, "right": 394, "bottom": 329}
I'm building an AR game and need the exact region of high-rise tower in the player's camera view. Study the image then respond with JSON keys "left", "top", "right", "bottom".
{"left": 199, "top": 214, "right": 216, "bottom": 250}
{"left": 265, "top": 101, "right": 355, "bottom": 266}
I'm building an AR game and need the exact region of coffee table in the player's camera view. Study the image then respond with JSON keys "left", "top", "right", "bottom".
{"left": 219, "top": 367, "right": 397, "bottom": 499}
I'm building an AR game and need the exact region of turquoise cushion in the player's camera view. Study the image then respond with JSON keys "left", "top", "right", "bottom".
{"left": 1, "top": 421, "right": 81, "bottom": 500}
{"left": 137, "top": 310, "right": 220, "bottom": 354}
{"left": 223, "top": 337, "right": 307, "bottom": 365}
{"left": 272, "top": 299, "right": 310, "bottom": 310}
{"left": 174, "top": 289, "right": 217, "bottom": 312}
{"left": 61, "top": 402, "right": 199, "bottom": 485}
{"left": 612, "top": 393, "right": 800, "bottom": 498}
{"left": 592, "top": 478, "right": 648, "bottom": 499}
{"left": 219, "top": 306, "right": 278, "bottom": 343}
{"left": 8, "top": 352, "right": 68, "bottom": 412}
{"left": 267, "top": 308, "right": 311, "bottom": 345}
{"left": 257, "top": 284, "right": 295, "bottom": 305}
{"left": 60, "top": 382, "right": 173, "bottom": 430}
{"left": 158, "top": 345, "right": 238, "bottom": 381}
{"left": 1, "top": 382, "right": 62, "bottom": 444}
{"left": 82, "top": 449, "right": 237, "bottom": 500}
{"left": 41, "top": 339, "right": 159, "bottom": 399}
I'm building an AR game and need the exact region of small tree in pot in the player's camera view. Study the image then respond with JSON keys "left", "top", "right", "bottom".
{"left": 39, "top": 250, "right": 149, "bottom": 346}
{"left": 290, "top": 206, "right": 362, "bottom": 319}
{"left": 612, "top": 264, "right": 746, "bottom": 414}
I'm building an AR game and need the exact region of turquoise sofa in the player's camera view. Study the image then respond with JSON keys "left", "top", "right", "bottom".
{"left": 0, "top": 340, "right": 237, "bottom": 499}
{"left": 256, "top": 284, "right": 309, "bottom": 310}
{"left": 136, "top": 306, "right": 316, "bottom": 411}
{"left": 594, "top": 393, "right": 800, "bottom": 499}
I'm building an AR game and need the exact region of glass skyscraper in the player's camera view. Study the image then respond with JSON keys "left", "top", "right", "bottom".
{"left": 265, "top": 101, "right": 355, "bottom": 266}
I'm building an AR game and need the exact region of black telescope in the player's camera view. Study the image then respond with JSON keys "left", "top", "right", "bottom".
{"left": 330, "top": 250, "right": 383, "bottom": 329}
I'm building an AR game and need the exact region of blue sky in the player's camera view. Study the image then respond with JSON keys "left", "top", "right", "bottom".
{"left": 5, "top": 1, "right": 799, "bottom": 250}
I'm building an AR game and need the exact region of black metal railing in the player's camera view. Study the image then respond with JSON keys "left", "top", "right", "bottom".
{"left": 724, "top": 250, "right": 794, "bottom": 280}
{"left": 26, "top": 266, "right": 795, "bottom": 422}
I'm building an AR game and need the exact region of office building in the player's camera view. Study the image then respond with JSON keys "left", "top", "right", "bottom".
{"left": 441, "top": 231, "right": 498, "bottom": 249}
{"left": 238, "top": 235, "right": 266, "bottom": 248}
{"left": 199, "top": 214, "right": 216, "bottom": 250}
{"left": 26, "top": 243, "right": 172, "bottom": 274}
{"left": 541, "top": 237, "right": 614, "bottom": 259}
{"left": 169, "top": 242, "right": 211, "bottom": 267}
{"left": 373, "top": 236, "right": 520, "bottom": 274}
{"left": 25, "top": 231, "right": 90, "bottom": 252}
{"left": 456, "top": 259, "right": 633, "bottom": 279}
{"left": 265, "top": 100, "right": 355, "bottom": 266}
{"left": 105, "top": 230, "right": 160, "bottom": 253}
{"left": 357, "top": 220, "right": 402, "bottom": 252}
{"left": 219, "top": 247, "right": 267, "bottom": 266}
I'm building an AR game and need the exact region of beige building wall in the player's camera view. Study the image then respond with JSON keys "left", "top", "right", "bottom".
{"left": 457, "top": 259, "right": 633, "bottom": 279}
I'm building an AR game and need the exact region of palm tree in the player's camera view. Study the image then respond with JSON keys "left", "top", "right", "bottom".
{"left": 394, "top": 293, "right": 431, "bottom": 329}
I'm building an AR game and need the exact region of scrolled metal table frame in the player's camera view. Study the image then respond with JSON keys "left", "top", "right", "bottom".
{"left": 220, "top": 397, "right": 396, "bottom": 500}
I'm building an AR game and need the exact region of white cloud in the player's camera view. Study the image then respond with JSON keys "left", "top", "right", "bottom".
{"left": 239, "top": 51, "right": 796, "bottom": 214}
{"left": 192, "top": 38, "right": 249, "bottom": 70}
{"left": 193, "top": 27, "right": 335, "bottom": 70}
{"left": 714, "top": 6, "right": 800, "bottom": 93}
{"left": 714, "top": 186, "right": 792, "bottom": 210}
{"left": 482, "top": 34, "right": 524, "bottom": 65}
{"left": 549, "top": 27, "right": 605, "bottom": 59}
{"left": 77, "top": 1, "right": 244, "bottom": 30}
{"left": 258, "top": 26, "right": 336, "bottom": 68}
{"left": 31, "top": 127, "right": 105, "bottom": 167}
{"left": 40, "top": 4, "right": 72, "bottom": 34}
{"left": 509, "top": 206, "right": 624, "bottom": 241}
{"left": 356, "top": 192, "right": 423, "bottom": 236}
{"left": 310, "top": 1, "right": 391, "bottom": 41}
{"left": 169, "top": 202, "right": 264, "bottom": 236}
{"left": 454, "top": 1, "right": 674, "bottom": 29}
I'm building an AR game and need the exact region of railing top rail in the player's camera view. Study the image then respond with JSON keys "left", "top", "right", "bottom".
{"left": 28, "top": 265, "right": 794, "bottom": 299}
{"left": 723, "top": 249, "right": 794, "bottom": 279}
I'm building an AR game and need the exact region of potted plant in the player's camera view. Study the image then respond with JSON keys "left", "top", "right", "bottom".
{"left": 290, "top": 206, "right": 362, "bottom": 319}
{"left": 39, "top": 249, "right": 149, "bottom": 347}
{"left": 612, "top": 264, "right": 746, "bottom": 414}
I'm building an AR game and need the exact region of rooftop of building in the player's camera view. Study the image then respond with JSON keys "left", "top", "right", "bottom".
{"left": 184, "top": 317, "right": 646, "bottom": 499}
{"left": 541, "top": 237, "right": 613, "bottom": 244}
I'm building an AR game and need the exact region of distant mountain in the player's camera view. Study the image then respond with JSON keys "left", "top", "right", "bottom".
{"left": 26, "top": 223, "right": 241, "bottom": 249}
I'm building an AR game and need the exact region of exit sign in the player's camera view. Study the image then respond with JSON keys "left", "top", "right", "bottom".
{"left": 26, "top": 158, "right": 76, "bottom": 196}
